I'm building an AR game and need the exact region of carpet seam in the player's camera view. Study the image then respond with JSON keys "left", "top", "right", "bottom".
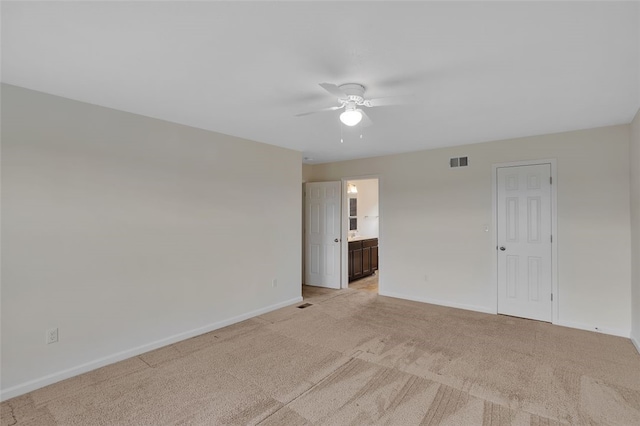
{"left": 255, "top": 357, "right": 358, "bottom": 425}
{"left": 137, "top": 355, "right": 153, "bottom": 369}
{"left": 5, "top": 401, "right": 17, "bottom": 426}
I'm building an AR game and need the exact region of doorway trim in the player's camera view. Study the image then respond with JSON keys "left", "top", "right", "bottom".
{"left": 341, "top": 175, "right": 382, "bottom": 290}
{"left": 492, "top": 159, "right": 558, "bottom": 323}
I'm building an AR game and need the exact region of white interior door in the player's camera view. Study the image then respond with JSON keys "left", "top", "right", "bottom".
{"left": 305, "top": 182, "right": 341, "bottom": 288}
{"left": 497, "top": 164, "right": 552, "bottom": 322}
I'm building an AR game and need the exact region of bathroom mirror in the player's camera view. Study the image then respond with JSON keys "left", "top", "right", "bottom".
{"left": 349, "top": 198, "right": 357, "bottom": 217}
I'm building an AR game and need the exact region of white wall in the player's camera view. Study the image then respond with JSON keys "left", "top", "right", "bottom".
{"left": 632, "top": 1, "right": 640, "bottom": 352}
{"left": 631, "top": 109, "right": 640, "bottom": 350}
{"left": 310, "top": 125, "right": 632, "bottom": 336}
{"left": 348, "top": 179, "right": 379, "bottom": 239}
{"left": 0, "top": 85, "right": 302, "bottom": 399}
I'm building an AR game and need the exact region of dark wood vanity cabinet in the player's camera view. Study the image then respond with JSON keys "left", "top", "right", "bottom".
{"left": 349, "top": 242, "right": 361, "bottom": 279}
{"left": 370, "top": 245, "right": 378, "bottom": 271}
{"left": 348, "top": 238, "right": 378, "bottom": 281}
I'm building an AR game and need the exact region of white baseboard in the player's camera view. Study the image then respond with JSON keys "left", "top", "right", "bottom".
{"left": 378, "top": 290, "right": 495, "bottom": 315}
{"left": 378, "top": 291, "right": 634, "bottom": 340}
{"left": 0, "top": 296, "right": 303, "bottom": 402}
{"left": 553, "top": 320, "right": 630, "bottom": 338}
{"left": 631, "top": 336, "right": 640, "bottom": 355}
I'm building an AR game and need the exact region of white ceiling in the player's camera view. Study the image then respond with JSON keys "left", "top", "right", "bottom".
{"left": 2, "top": 1, "right": 639, "bottom": 164}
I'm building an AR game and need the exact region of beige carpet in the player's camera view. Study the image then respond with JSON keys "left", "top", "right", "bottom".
{"left": 2, "top": 286, "right": 640, "bottom": 425}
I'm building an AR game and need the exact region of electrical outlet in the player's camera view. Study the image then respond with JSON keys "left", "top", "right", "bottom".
{"left": 272, "top": 278, "right": 277, "bottom": 288}
{"left": 46, "top": 327, "right": 58, "bottom": 344}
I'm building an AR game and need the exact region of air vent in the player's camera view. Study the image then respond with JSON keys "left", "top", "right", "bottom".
{"left": 450, "top": 156, "right": 468, "bottom": 168}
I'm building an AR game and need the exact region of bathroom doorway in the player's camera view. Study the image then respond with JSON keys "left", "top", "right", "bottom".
{"left": 342, "top": 177, "right": 380, "bottom": 293}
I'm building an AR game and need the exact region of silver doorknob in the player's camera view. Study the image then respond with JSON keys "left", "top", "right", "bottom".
{"left": 334, "top": 238, "right": 339, "bottom": 242}
{"left": 500, "top": 246, "right": 506, "bottom": 251}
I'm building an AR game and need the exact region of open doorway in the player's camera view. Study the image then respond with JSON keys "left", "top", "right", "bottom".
{"left": 343, "top": 178, "right": 379, "bottom": 293}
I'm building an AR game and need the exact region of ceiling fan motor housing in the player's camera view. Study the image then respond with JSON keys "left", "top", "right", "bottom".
{"left": 339, "top": 83, "right": 366, "bottom": 105}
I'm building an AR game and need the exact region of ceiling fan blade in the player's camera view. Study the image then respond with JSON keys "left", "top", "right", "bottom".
{"left": 295, "top": 105, "right": 343, "bottom": 117}
{"left": 319, "top": 83, "right": 348, "bottom": 99}
{"left": 364, "top": 95, "right": 413, "bottom": 108}
{"left": 359, "top": 109, "right": 373, "bottom": 127}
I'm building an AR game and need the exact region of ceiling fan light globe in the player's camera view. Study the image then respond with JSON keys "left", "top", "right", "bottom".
{"left": 340, "top": 109, "right": 363, "bottom": 126}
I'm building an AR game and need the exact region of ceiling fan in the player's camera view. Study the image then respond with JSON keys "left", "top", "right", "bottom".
{"left": 295, "top": 83, "right": 406, "bottom": 127}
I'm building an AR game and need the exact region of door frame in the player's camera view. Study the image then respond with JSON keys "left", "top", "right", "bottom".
{"left": 491, "top": 159, "right": 558, "bottom": 323}
{"left": 341, "top": 175, "right": 382, "bottom": 290}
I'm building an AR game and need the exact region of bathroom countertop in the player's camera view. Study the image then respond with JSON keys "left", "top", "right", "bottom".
{"left": 347, "top": 236, "right": 377, "bottom": 242}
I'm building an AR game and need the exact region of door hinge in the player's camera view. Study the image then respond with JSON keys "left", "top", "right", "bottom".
{"left": 551, "top": 294, "right": 553, "bottom": 301}
{"left": 550, "top": 176, "right": 552, "bottom": 185}
{"left": 550, "top": 235, "right": 553, "bottom": 243}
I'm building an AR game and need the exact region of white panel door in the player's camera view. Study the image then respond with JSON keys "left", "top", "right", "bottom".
{"left": 497, "top": 164, "right": 552, "bottom": 322}
{"left": 305, "top": 182, "right": 341, "bottom": 288}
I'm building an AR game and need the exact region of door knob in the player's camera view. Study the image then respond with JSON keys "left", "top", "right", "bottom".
{"left": 334, "top": 238, "right": 339, "bottom": 243}
{"left": 499, "top": 246, "right": 506, "bottom": 251}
